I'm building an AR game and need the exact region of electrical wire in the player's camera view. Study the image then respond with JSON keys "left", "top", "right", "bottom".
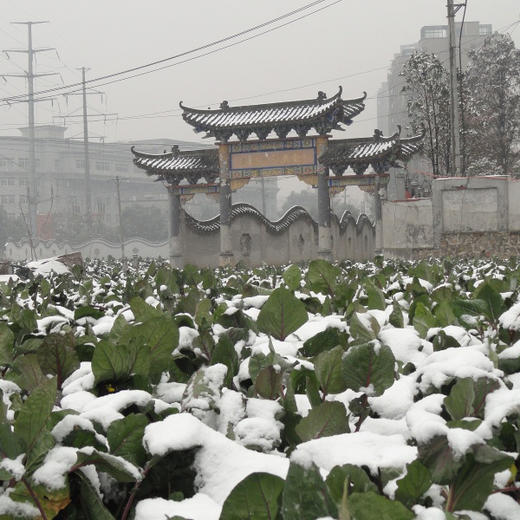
{"left": 0, "top": 0, "right": 340, "bottom": 105}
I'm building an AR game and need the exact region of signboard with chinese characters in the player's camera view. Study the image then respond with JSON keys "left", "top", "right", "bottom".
{"left": 229, "top": 137, "right": 318, "bottom": 180}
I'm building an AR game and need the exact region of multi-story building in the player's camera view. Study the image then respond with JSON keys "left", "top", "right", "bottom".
{"left": 0, "top": 125, "right": 278, "bottom": 242}
{"left": 378, "top": 22, "right": 492, "bottom": 198}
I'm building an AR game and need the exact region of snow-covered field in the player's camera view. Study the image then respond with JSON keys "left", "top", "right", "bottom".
{"left": 1, "top": 257, "right": 520, "bottom": 519}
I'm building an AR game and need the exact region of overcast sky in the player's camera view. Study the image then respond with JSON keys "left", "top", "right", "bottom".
{"left": 1, "top": 0, "right": 519, "bottom": 145}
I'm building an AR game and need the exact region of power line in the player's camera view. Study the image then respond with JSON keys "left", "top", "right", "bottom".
{"left": 0, "top": 0, "right": 341, "bottom": 106}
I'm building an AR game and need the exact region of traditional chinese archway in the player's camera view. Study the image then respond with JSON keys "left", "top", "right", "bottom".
{"left": 132, "top": 87, "right": 423, "bottom": 267}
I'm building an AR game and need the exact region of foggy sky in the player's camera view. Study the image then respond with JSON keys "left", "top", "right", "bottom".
{"left": 1, "top": 0, "right": 519, "bottom": 145}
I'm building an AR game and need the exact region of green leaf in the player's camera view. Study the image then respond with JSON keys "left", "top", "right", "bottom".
{"left": 91, "top": 340, "right": 149, "bottom": 386}
{"left": 474, "top": 281, "right": 505, "bottom": 323}
{"left": 255, "top": 365, "right": 283, "bottom": 400}
{"left": 11, "top": 305, "right": 37, "bottom": 334}
{"left": 281, "top": 459, "right": 337, "bottom": 520}
{"left": 107, "top": 414, "right": 148, "bottom": 467}
{"left": 0, "top": 322, "right": 14, "bottom": 366}
{"left": 366, "top": 280, "right": 386, "bottom": 310}
{"left": 130, "top": 296, "right": 163, "bottom": 322}
{"left": 452, "top": 298, "right": 487, "bottom": 318}
{"left": 413, "top": 302, "right": 437, "bottom": 338}
{"left": 156, "top": 267, "right": 180, "bottom": 294}
{"left": 314, "top": 345, "right": 347, "bottom": 395}
{"left": 211, "top": 335, "right": 239, "bottom": 387}
{"left": 14, "top": 377, "right": 57, "bottom": 456}
{"left": 256, "top": 287, "right": 308, "bottom": 340}
{"left": 326, "top": 464, "right": 377, "bottom": 505}
{"left": 25, "top": 430, "right": 56, "bottom": 476}
{"left": 220, "top": 472, "right": 284, "bottom": 520}
{"left": 343, "top": 343, "right": 395, "bottom": 396}
{"left": 434, "top": 300, "right": 457, "bottom": 327}
{"left": 432, "top": 330, "right": 461, "bottom": 351}
{"left": 472, "top": 378, "right": 500, "bottom": 418}
{"left": 301, "top": 327, "right": 347, "bottom": 357}
{"left": 74, "top": 305, "right": 104, "bottom": 320}
{"left": 444, "top": 378, "right": 475, "bottom": 421}
{"left": 418, "top": 435, "right": 462, "bottom": 484}
{"left": 348, "top": 491, "right": 414, "bottom": 520}
{"left": 349, "top": 313, "right": 379, "bottom": 343}
{"left": 395, "top": 460, "right": 432, "bottom": 508}
{"left": 11, "top": 353, "right": 46, "bottom": 392}
{"left": 389, "top": 301, "right": 404, "bottom": 328}
{"left": 129, "top": 316, "right": 178, "bottom": 383}
{"left": 77, "top": 472, "right": 116, "bottom": 519}
{"left": 75, "top": 449, "right": 139, "bottom": 482}
{"left": 0, "top": 423, "right": 23, "bottom": 460}
{"left": 447, "top": 444, "right": 513, "bottom": 512}
{"left": 295, "top": 401, "right": 349, "bottom": 441}
{"left": 283, "top": 264, "right": 302, "bottom": 292}
{"left": 37, "top": 333, "right": 80, "bottom": 389}
{"left": 9, "top": 480, "right": 71, "bottom": 519}
{"left": 195, "top": 298, "right": 212, "bottom": 328}
{"left": 108, "top": 314, "right": 132, "bottom": 343}
{"left": 306, "top": 259, "right": 340, "bottom": 296}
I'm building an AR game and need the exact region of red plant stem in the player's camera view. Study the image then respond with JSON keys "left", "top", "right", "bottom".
{"left": 120, "top": 465, "right": 151, "bottom": 520}
{"left": 22, "top": 477, "right": 47, "bottom": 520}
{"left": 492, "top": 485, "right": 520, "bottom": 494}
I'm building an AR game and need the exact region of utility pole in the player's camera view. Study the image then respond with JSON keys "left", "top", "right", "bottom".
{"left": 80, "top": 67, "right": 92, "bottom": 231}
{"left": 3, "top": 21, "right": 58, "bottom": 239}
{"left": 55, "top": 75, "right": 116, "bottom": 237}
{"left": 115, "top": 176, "right": 125, "bottom": 264}
{"left": 447, "top": 1, "right": 463, "bottom": 176}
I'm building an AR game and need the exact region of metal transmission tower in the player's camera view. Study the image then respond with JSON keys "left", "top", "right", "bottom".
{"left": 447, "top": 1, "right": 465, "bottom": 176}
{"left": 55, "top": 69, "right": 116, "bottom": 235}
{"left": 2, "top": 21, "right": 59, "bottom": 238}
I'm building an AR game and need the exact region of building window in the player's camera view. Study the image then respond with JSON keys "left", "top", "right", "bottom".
{"left": 1, "top": 195, "right": 8, "bottom": 203}
{"left": 19, "top": 195, "right": 26, "bottom": 204}
{"left": 116, "top": 163, "right": 127, "bottom": 172}
{"left": 422, "top": 27, "right": 447, "bottom": 39}
{"left": 8, "top": 195, "right": 15, "bottom": 204}
{"left": 7, "top": 178, "right": 15, "bottom": 186}
{"left": 76, "top": 159, "right": 85, "bottom": 169}
{"left": 18, "top": 158, "right": 29, "bottom": 169}
{"left": 0, "top": 158, "right": 13, "bottom": 170}
{"left": 96, "top": 161, "right": 110, "bottom": 171}
{"left": 54, "top": 159, "right": 61, "bottom": 172}
{"left": 19, "top": 178, "right": 28, "bottom": 186}
{"left": 96, "top": 199, "right": 105, "bottom": 214}
{"left": 479, "top": 24, "right": 492, "bottom": 36}
{"left": 71, "top": 197, "right": 80, "bottom": 215}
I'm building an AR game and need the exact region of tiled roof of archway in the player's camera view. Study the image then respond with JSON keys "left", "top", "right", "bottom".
{"left": 180, "top": 87, "right": 366, "bottom": 142}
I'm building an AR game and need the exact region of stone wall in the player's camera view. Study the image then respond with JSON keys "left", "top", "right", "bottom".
{"left": 383, "top": 175, "right": 520, "bottom": 260}
{"left": 382, "top": 198, "right": 434, "bottom": 258}
{"left": 439, "top": 232, "right": 520, "bottom": 258}
{"left": 5, "top": 205, "right": 376, "bottom": 266}
{"left": 182, "top": 204, "right": 375, "bottom": 267}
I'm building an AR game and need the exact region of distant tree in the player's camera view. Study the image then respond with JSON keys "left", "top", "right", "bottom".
{"left": 401, "top": 52, "right": 451, "bottom": 176}
{"left": 465, "top": 33, "right": 520, "bottom": 175}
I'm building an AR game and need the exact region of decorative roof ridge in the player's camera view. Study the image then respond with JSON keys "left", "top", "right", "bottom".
{"left": 399, "top": 129, "right": 426, "bottom": 144}
{"left": 329, "top": 130, "right": 400, "bottom": 148}
{"left": 178, "top": 87, "right": 368, "bottom": 115}
{"left": 131, "top": 145, "right": 215, "bottom": 160}
{"left": 184, "top": 203, "right": 317, "bottom": 234}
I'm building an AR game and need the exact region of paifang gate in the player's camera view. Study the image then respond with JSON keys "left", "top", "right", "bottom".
{"left": 131, "top": 87, "right": 423, "bottom": 267}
